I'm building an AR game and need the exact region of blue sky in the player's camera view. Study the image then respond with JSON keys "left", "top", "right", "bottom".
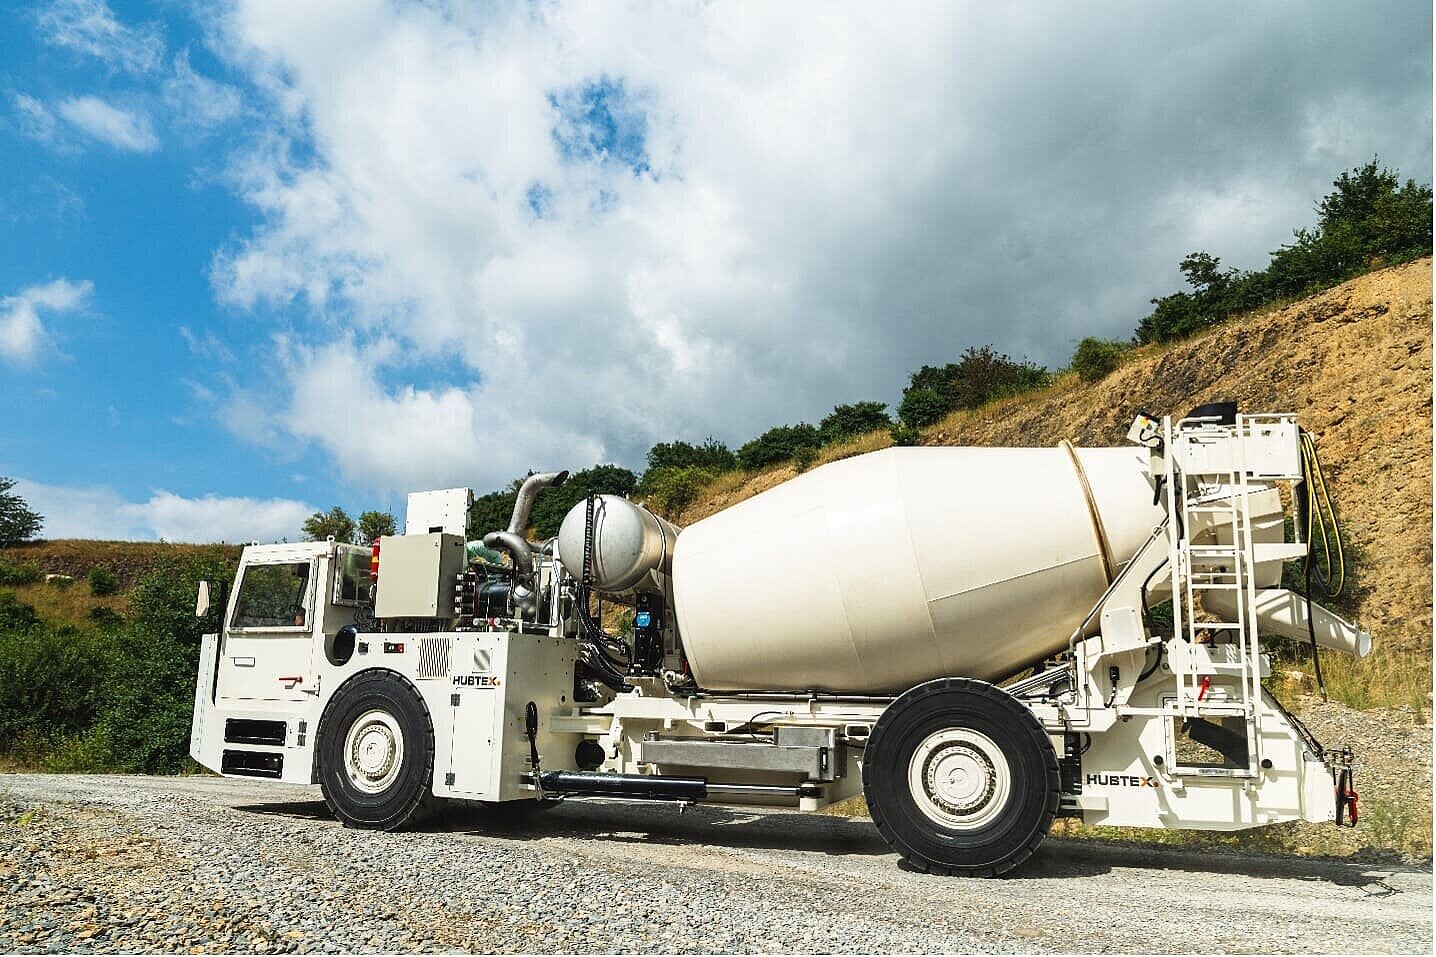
{"left": 1, "top": 1, "right": 1430, "bottom": 542}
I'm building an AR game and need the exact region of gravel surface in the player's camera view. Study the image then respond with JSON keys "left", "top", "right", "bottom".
{"left": 1, "top": 774, "right": 1430, "bottom": 954}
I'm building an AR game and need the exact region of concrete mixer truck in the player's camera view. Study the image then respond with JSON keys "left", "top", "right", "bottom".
{"left": 189, "top": 406, "right": 1367, "bottom": 875}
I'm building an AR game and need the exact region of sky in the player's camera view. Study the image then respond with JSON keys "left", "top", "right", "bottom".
{"left": 1, "top": 0, "right": 1430, "bottom": 543}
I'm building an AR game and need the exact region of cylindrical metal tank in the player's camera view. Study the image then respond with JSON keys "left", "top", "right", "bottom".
{"left": 670, "top": 445, "right": 1162, "bottom": 693}
{"left": 558, "top": 495, "right": 680, "bottom": 592}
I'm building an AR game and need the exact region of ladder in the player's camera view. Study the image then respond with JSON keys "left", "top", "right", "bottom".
{"left": 1162, "top": 414, "right": 1279, "bottom": 770}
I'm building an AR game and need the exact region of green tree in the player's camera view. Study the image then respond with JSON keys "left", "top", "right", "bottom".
{"left": 818, "top": 401, "right": 891, "bottom": 445}
{"left": 1070, "top": 337, "right": 1128, "bottom": 383}
{"left": 0, "top": 477, "right": 42, "bottom": 545}
{"left": 357, "top": 510, "right": 397, "bottom": 543}
{"left": 470, "top": 480, "right": 522, "bottom": 538}
{"left": 737, "top": 423, "right": 821, "bottom": 470}
{"left": 1137, "top": 160, "right": 1432, "bottom": 343}
{"left": 302, "top": 506, "right": 356, "bottom": 543}
{"left": 529, "top": 465, "right": 639, "bottom": 538}
{"left": 645, "top": 438, "right": 737, "bottom": 473}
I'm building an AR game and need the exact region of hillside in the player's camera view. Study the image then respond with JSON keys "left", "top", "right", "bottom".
{"left": 0, "top": 540, "right": 240, "bottom": 590}
{"left": 680, "top": 259, "right": 1434, "bottom": 664}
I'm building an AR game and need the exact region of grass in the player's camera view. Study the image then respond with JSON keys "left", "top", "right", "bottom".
{"left": 1266, "top": 644, "right": 1432, "bottom": 712}
{"left": 6, "top": 581, "right": 130, "bottom": 627}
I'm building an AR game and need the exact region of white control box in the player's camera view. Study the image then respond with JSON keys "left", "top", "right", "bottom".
{"left": 405, "top": 488, "right": 473, "bottom": 537}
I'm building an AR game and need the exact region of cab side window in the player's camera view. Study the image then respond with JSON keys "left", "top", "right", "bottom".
{"left": 334, "top": 546, "right": 373, "bottom": 605}
{"left": 231, "top": 562, "right": 312, "bottom": 629}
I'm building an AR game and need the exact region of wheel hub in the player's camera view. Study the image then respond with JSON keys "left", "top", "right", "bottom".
{"left": 907, "top": 728, "right": 1012, "bottom": 830}
{"left": 923, "top": 743, "right": 996, "bottom": 815}
{"left": 343, "top": 709, "right": 405, "bottom": 794}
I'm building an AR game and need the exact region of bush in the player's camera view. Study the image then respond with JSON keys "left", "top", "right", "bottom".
{"left": 640, "top": 466, "right": 717, "bottom": 518}
{"left": 737, "top": 423, "right": 821, "bottom": 470}
{"left": 0, "top": 591, "right": 39, "bottom": 630}
{"left": 897, "top": 346, "right": 1051, "bottom": 427}
{"left": 88, "top": 606, "right": 123, "bottom": 627}
{"left": 88, "top": 565, "right": 120, "bottom": 597}
{"left": 818, "top": 402, "right": 891, "bottom": 445}
{"left": 1070, "top": 337, "right": 1128, "bottom": 382}
{"left": 792, "top": 446, "right": 819, "bottom": 472}
{"left": 889, "top": 423, "right": 923, "bottom": 446}
{"left": 645, "top": 438, "right": 737, "bottom": 474}
{"left": 0, "top": 558, "right": 41, "bottom": 586}
{"left": 0, "top": 624, "right": 108, "bottom": 747}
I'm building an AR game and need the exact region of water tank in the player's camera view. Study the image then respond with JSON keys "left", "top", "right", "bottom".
{"left": 558, "top": 495, "right": 680, "bottom": 592}
{"left": 670, "top": 445, "right": 1162, "bottom": 693}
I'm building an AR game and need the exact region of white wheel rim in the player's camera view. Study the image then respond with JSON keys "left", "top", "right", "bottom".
{"left": 907, "top": 728, "right": 1011, "bottom": 830}
{"left": 343, "top": 708, "right": 405, "bottom": 794}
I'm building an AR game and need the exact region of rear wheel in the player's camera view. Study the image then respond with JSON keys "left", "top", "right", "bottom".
{"left": 316, "top": 670, "right": 438, "bottom": 830}
{"left": 863, "top": 677, "right": 1059, "bottom": 876}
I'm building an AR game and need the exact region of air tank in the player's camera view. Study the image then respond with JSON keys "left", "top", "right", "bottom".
{"left": 669, "top": 445, "right": 1163, "bottom": 693}
{"left": 557, "top": 495, "right": 680, "bottom": 592}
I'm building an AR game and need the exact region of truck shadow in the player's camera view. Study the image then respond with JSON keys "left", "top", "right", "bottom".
{"left": 232, "top": 797, "right": 1420, "bottom": 893}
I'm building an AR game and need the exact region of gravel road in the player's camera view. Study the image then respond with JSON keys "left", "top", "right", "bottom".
{"left": 1, "top": 774, "right": 1429, "bottom": 954}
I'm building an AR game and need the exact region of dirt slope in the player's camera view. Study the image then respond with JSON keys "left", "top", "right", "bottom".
{"left": 681, "top": 259, "right": 1433, "bottom": 655}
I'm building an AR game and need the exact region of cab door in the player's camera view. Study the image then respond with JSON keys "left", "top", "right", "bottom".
{"left": 218, "top": 551, "right": 319, "bottom": 703}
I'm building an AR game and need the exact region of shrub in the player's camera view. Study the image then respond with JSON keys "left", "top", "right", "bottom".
{"left": 1070, "top": 337, "right": 1128, "bottom": 382}
{"left": 0, "top": 624, "right": 108, "bottom": 746}
{"left": 737, "top": 423, "right": 821, "bottom": 470}
{"left": 818, "top": 402, "right": 891, "bottom": 445}
{"left": 897, "top": 346, "right": 1051, "bottom": 427}
{"left": 792, "top": 446, "right": 819, "bottom": 472}
{"left": 640, "top": 466, "right": 717, "bottom": 518}
{"left": 88, "top": 606, "right": 124, "bottom": 627}
{"left": 0, "top": 591, "right": 39, "bottom": 631}
{"left": 88, "top": 565, "right": 120, "bottom": 597}
{"left": 889, "top": 423, "right": 923, "bottom": 446}
{"left": 0, "top": 558, "right": 41, "bottom": 586}
{"left": 645, "top": 438, "right": 737, "bottom": 474}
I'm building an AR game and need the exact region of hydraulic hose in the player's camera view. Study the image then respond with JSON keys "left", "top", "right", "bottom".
{"left": 1297, "top": 429, "right": 1348, "bottom": 700}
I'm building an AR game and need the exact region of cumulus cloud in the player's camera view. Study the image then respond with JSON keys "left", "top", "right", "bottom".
{"left": 0, "top": 277, "right": 94, "bottom": 362}
{"left": 55, "top": 95, "right": 160, "bottom": 152}
{"left": 13, "top": 478, "right": 313, "bottom": 543}
{"left": 202, "top": 0, "right": 1432, "bottom": 494}
{"left": 36, "top": 0, "right": 164, "bottom": 75}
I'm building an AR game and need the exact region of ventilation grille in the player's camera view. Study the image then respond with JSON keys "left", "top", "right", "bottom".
{"left": 224, "top": 718, "right": 286, "bottom": 746}
{"left": 417, "top": 637, "right": 451, "bottom": 679}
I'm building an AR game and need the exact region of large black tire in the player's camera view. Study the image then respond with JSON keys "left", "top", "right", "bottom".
{"left": 863, "top": 677, "right": 1059, "bottom": 876}
{"left": 315, "top": 669, "right": 439, "bottom": 830}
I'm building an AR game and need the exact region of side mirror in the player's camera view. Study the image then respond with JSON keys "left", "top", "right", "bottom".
{"left": 195, "top": 580, "right": 213, "bottom": 618}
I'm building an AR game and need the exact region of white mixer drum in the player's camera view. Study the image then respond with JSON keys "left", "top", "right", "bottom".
{"left": 670, "top": 445, "right": 1161, "bottom": 693}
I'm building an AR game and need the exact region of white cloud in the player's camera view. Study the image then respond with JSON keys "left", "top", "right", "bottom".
{"left": 0, "top": 277, "right": 94, "bottom": 362}
{"left": 56, "top": 95, "right": 160, "bottom": 152}
{"left": 12, "top": 93, "right": 59, "bottom": 145}
{"left": 36, "top": 0, "right": 164, "bottom": 75}
{"left": 12, "top": 478, "right": 313, "bottom": 543}
{"left": 163, "top": 50, "right": 243, "bottom": 132}
{"left": 202, "top": 0, "right": 1432, "bottom": 494}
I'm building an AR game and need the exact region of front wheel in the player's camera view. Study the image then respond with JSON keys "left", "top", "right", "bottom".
{"left": 863, "top": 677, "right": 1059, "bottom": 876}
{"left": 316, "top": 670, "right": 438, "bottom": 830}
